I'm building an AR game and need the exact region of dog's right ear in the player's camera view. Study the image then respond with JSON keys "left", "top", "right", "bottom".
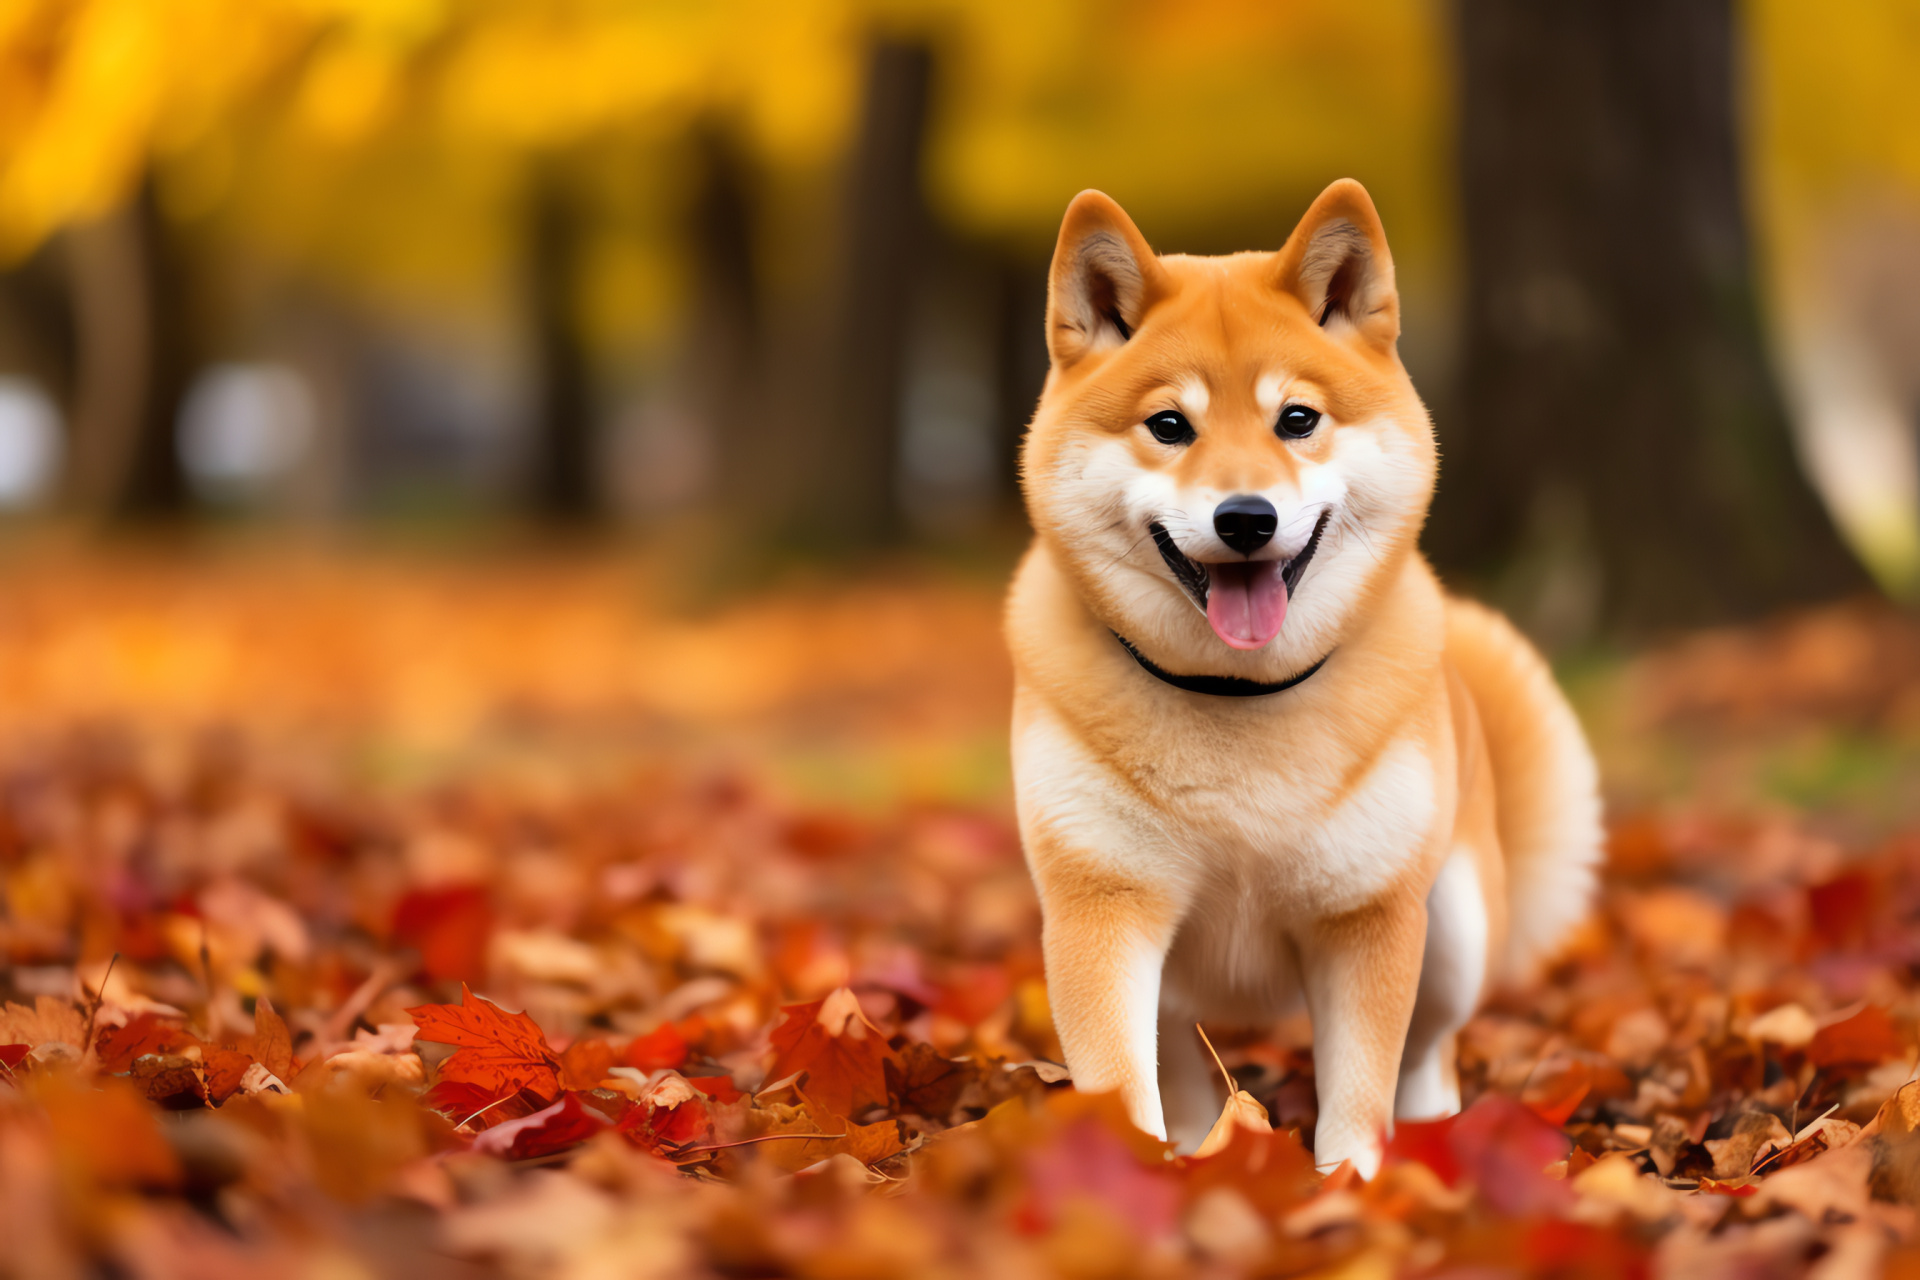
{"left": 1046, "top": 191, "right": 1163, "bottom": 368}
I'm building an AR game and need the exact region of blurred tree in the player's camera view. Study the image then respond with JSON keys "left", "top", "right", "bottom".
{"left": 0, "top": 241, "right": 74, "bottom": 412}
{"left": 524, "top": 161, "right": 597, "bottom": 522}
{"left": 689, "top": 128, "right": 768, "bottom": 522}
{"left": 62, "top": 177, "right": 199, "bottom": 519}
{"left": 1431, "top": 0, "right": 1869, "bottom": 634}
{"left": 798, "top": 38, "right": 932, "bottom": 546}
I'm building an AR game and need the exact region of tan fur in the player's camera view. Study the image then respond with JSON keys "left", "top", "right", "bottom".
{"left": 1443, "top": 599, "right": 1604, "bottom": 979}
{"left": 1006, "top": 180, "right": 1601, "bottom": 1176}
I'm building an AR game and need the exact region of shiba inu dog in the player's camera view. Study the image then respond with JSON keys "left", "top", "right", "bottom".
{"left": 1006, "top": 180, "right": 1602, "bottom": 1176}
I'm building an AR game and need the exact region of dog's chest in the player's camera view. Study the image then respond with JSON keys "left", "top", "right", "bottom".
{"left": 1132, "top": 715, "right": 1440, "bottom": 913}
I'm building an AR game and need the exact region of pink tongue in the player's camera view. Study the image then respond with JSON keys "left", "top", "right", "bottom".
{"left": 1206, "top": 562, "right": 1289, "bottom": 649}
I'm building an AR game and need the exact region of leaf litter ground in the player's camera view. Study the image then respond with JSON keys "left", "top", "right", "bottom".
{"left": 5, "top": 553, "right": 1920, "bottom": 1277}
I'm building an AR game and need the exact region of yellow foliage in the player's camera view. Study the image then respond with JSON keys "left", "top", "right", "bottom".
{"left": 1, "top": 0, "right": 1913, "bottom": 346}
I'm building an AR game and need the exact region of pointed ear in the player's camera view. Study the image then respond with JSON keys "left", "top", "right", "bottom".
{"left": 1274, "top": 179, "right": 1399, "bottom": 348}
{"left": 1046, "top": 190, "right": 1164, "bottom": 367}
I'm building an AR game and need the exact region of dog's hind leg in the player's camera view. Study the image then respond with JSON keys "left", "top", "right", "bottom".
{"left": 1396, "top": 849, "right": 1487, "bottom": 1118}
{"left": 1158, "top": 1005, "right": 1222, "bottom": 1153}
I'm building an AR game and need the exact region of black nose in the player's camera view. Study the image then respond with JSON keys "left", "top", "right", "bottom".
{"left": 1214, "top": 494, "right": 1278, "bottom": 555}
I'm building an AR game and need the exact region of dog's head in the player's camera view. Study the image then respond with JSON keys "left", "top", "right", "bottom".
{"left": 1021, "top": 179, "right": 1435, "bottom": 674}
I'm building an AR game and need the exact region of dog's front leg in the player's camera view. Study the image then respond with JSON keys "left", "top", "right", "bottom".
{"left": 1032, "top": 856, "right": 1181, "bottom": 1140}
{"left": 1298, "top": 891, "right": 1427, "bottom": 1178}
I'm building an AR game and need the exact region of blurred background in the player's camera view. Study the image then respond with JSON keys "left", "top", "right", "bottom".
{"left": 0, "top": 0, "right": 1917, "bottom": 647}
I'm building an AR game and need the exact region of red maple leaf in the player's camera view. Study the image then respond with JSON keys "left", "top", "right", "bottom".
{"left": 408, "top": 984, "right": 563, "bottom": 1104}
{"left": 616, "top": 1074, "right": 714, "bottom": 1154}
{"left": 1387, "top": 1094, "right": 1572, "bottom": 1216}
{"left": 471, "top": 1091, "right": 617, "bottom": 1160}
{"left": 251, "top": 995, "right": 295, "bottom": 1081}
{"left": 623, "top": 1023, "right": 689, "bottom": 1071}
{"left": 686, "top": 1075, "right": 744, "bottom": 1103}
{"left": 766, "top": 987, "right": 894, "bottom": 1120}
{"left": 94, "top": 1014, "right": 197, "bottom": 1073}
{"left": 203, "top": 1047, "right": 255, "bottom": 1103}
{"left": 422, "top": 1077, "right": 539, "bottom": 1125}
{"left": 393, "top": 886, "right": 493, "bottom": 983}
{"left": 1809, "top": 1004, "right": 1902, "bottom": 1068}
{"left": 1020, "top": 1115, "right": 1182, "bottom": 1240}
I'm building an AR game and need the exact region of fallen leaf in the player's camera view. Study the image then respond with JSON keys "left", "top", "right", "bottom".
{"left": 1705, "top": 1111, "right": 1792, "bottom": 1179}
{"left": 95, "top": 1014, "right": 197, "bottom": 1073}
{"left": 472, "top": 1091, "right": 617, "bottom": 1160}
{"left": 409, "top": 984, "right": 563, "bottom": 1104}
{"left": 1748, "top": 1003, "right": 1817, "bottom": 1047}
{"left": 840, "top": 1116, "right": 908, "bottom": 1165}
{"left": 767, "top": 988, "right": 895, "bottom": 1120}
{"left": 686, "top": 1075, "right": 744, "bottom": 1103}
{"left": 1190, "top": 1025, "right": 1272, "bottom": 1158}
{"left": 394, "top": 886, "right": 493, "bottom": 983}
{"left": 1184, "top": 1125, "right": 1315, "bottom": 1217}
{"left": 885, "top": 1041, "right": 975, "bottom": 1119}
{"left": 1522, "top": 1058, "right": 1593, "bottom": 1126}
{"left": 1023, "top": 1115, "right": 1182, "bottom": 1242}
{"left": 560, "top": 1037, "right": 617, "bottom": 1090}
{"left": 617, "top": 1073, "right": 713, "bottom": 1154}
{"left": 203, "top": 1046, "right": 255, "bottom": 1102}
{"left": 252, "top": 995, "right": 294, "bottom": 1080}
{"left": 1809, "top": 1004, "right": 1903, "bottom": 1068}
{"left": 39, "top": 1076, "right": 181, "bottom": 1189}
{"left": 1388, "top": 1095, "right": 1571, "bottom": 1216}
{"left": 131, "top": 1053, "right": 206, "bottom": 1107}
{"left": 621, "top": 1023, "right": 688, "bottom": 1071}
{"left": 0, "top": 996, "right": 86, "bottom": 1050}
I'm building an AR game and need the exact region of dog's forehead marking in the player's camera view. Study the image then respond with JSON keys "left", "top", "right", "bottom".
{"left": 1256, "top": 374, "right": 1288, "bottom": 416}
{"left": 1178, "top": 379, "right": 1210, "bottom": 417}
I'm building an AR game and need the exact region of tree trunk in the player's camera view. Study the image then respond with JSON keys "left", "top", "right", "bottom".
{"left": 525, "top": 163, "right": 598, "bottom": 523}
{"left": 689, "top": 129, "right": 766, "bottom": 520}
{"left": 793, "top": 38, "right": 932, "bottom": 547}
{"left": 1429, "top": 0, "right": 1869, "bottom": 636}
{"left": 64, "top": 176, "right": 196, "bottom": 520}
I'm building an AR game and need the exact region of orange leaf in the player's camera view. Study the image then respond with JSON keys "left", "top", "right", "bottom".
{"left": 253, "top": 995, "right": 294, "bottom": 1081}
{"left": 407, "top": 984, "right": 562, "bottom": 1103}
{"left": 95, "top": 1014, "right": 197, "bottom": 1073}
{"left": 1809, "top": 1005, "right": 1903, "bottom": 1068}
{"left": 41, "top": 1077, "right": 181, "bottom": 1189}
{"left": 767, "top": 987, "right": 895, "bottom": 1121}
{"left": 686, "top": 1075, "right": 744, "bottom": 1103}
{"left": 841, "top": 1116, "right": 907, "bottom": 1165}
{"left": 561, "top": 1037, "right": 617, "bottom": 1090}
{"left": 1523, "top": 1058, "right": 1593, "bottom": 1126}
{"left": 203, "top": 1047, "right": 256, "bottom": 1103}
{"left": 623, "top": 1023, "right": 688, "bottom": 1071}
{"left": 1183, "top": 1125, "right": 1315, "bottom": 1217}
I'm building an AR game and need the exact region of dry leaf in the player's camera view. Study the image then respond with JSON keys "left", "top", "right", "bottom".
{"left": 409, "top": 984, "right": 563, "bottom": 1103}
{"left": 766, "top": 988, "right": 895, "bottom": 1121}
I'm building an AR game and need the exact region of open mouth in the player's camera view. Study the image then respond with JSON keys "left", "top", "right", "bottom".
{"left": 1149, "top": 510, "right": 1330, "bottom": 650}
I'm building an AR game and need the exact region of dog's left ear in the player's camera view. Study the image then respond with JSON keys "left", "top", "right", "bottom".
{"left": 1273, "top": 179, "right": 1399, "bottom": 349}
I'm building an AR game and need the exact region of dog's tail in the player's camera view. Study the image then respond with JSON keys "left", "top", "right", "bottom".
{"left": 1444, "top": 598, "right": 1603, "bottom": 982}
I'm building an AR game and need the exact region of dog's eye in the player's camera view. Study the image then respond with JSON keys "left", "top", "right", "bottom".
{"left": 1144, "top": 411, "right": 1195, "bottom": 446}
{"left": 1277, "top": 405, "right": 1321, "bottom": 439}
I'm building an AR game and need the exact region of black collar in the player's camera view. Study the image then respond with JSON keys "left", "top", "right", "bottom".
{"left": 1112, "top": 633, "right": 1332, "bottom": 698}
